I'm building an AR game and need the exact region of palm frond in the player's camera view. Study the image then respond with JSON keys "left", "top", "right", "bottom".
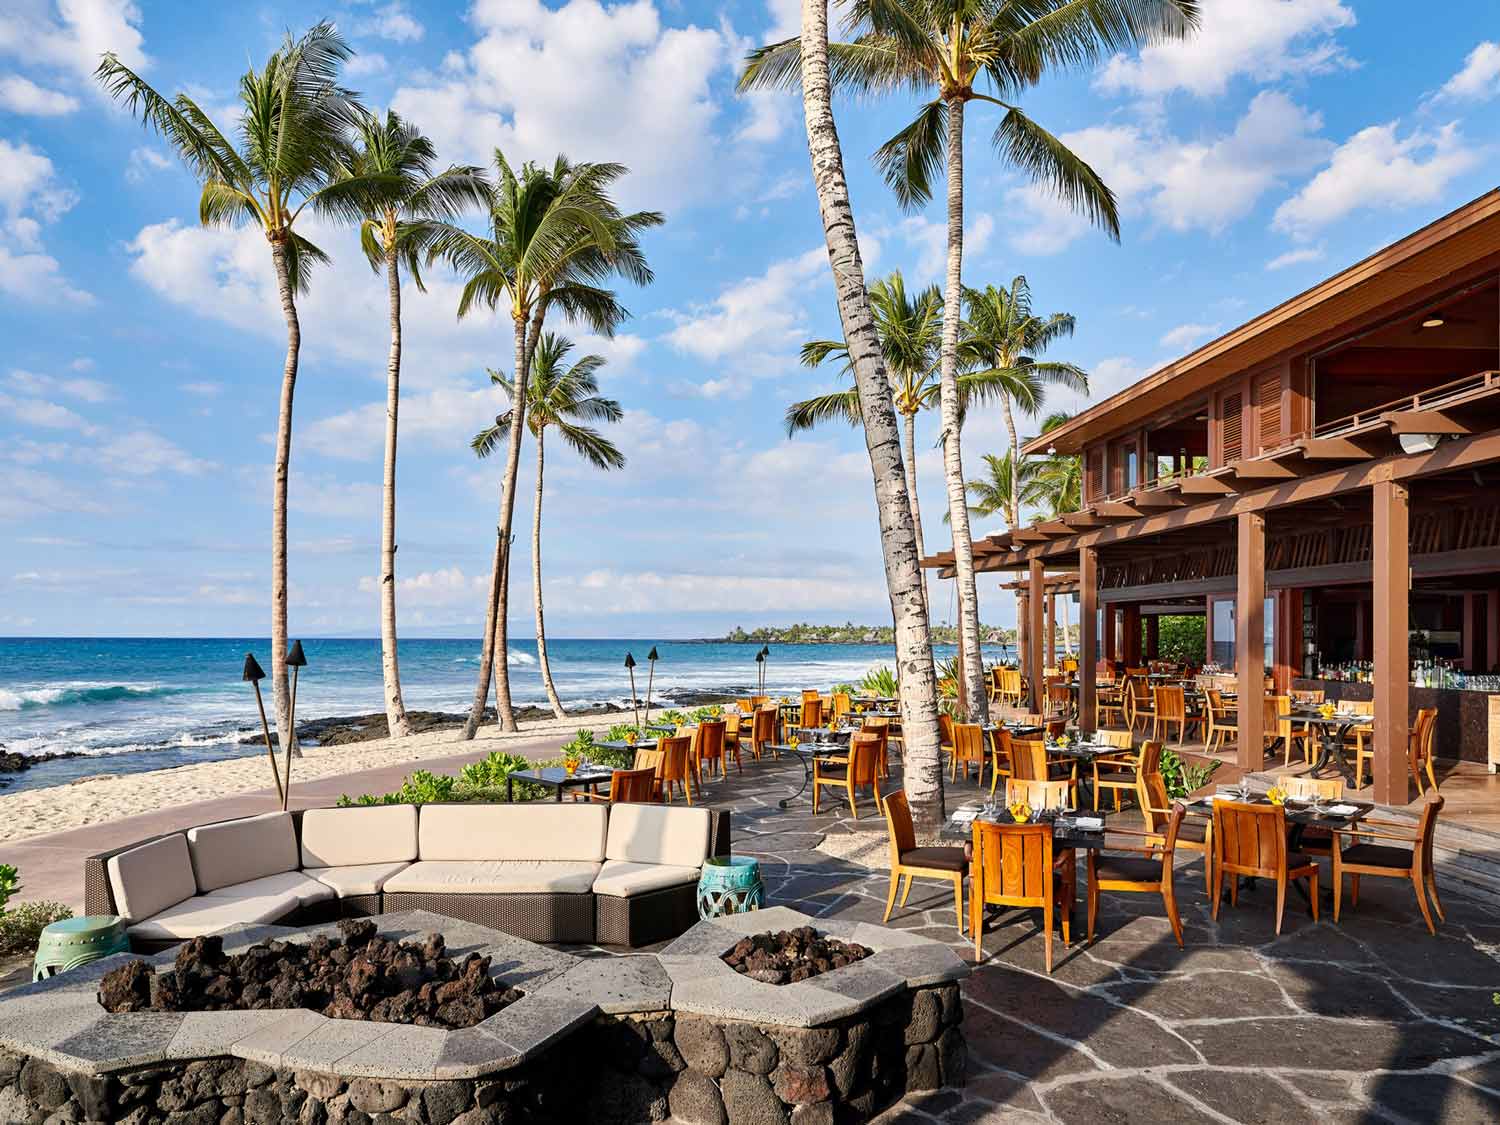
{"left": 873, "top": 99, "right": 947, "bottom": 212}
{"left": 987, "top": 100, "right": 1120, "bottom": 240}
{"left": 785, "top": 390, "right": 863, "bottom": 436}
{"left": 554, "top": 420, "right": 626, "bottom": 471}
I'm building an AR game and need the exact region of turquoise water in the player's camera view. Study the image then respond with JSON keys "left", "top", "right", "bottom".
{"left": 0, "top": 637, "right": 1011, "bottom": 791}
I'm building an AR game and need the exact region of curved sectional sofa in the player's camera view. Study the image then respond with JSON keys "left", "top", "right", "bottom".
{"left": 84, "top": 800, "right": 732, "bottom": 952}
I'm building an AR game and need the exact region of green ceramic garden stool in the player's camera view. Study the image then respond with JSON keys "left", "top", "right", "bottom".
{"left": 697, "top": 856, "right": 765, "bottom": 919}
{"left": 32, "top": 916, "right": 129, "bottom": 981}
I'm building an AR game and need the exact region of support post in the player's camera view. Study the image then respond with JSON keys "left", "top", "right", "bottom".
{"left": 1103, "top": 606, "right": 1117, "bottom": 664}
{"left": 1080, "top": 547, "right": 1098, "bottom": 735}
{"left": 1236, "top": 511, "right": 1266, "bottom": 770}
{"left": 1028, "top": 559, "right": 1045, "bottom": 713}
{"left": 1145, "top": 615, "right": 1159, "bottom": 661}
{"left": 1017, "top": 590, "right": 1029, "bottom": 677}
{"left": 1046, "top": 593, "right": 1056, "bottom": 672}
{"left": 1488, "top": 590, "right": 1500, "bottom": 674}
{"left": 1373, "top": 480, "right": 1410, "bottom": 805}
{"left": 1123, "top": 605, "right": 1142, "bottom": 667}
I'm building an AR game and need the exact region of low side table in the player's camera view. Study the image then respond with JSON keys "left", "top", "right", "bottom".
{"left": 697, "top": 856, "right": 765, "bottom": 919}
{"left": 33, "top": 915, "right": 129, "bottom": 980}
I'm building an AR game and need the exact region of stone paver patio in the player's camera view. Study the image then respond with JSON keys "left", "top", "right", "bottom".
{"left": 711, "top": 754, "right": 1500, "bottom": 1124}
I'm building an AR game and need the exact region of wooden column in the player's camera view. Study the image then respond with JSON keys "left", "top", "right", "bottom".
{"left": 1488, "top": 590, "right": 1500, "bottom": 674}
{"left": 1145, "top": 615, "right": 1159, "bottom": 661}
{"left": 1373, "top": 480, "right": 1410, "bottom": 805}
{"left": 1103, "top": 607, "right": 1117, "bottom": 663}
{"left": 1017, "top": 591, "right": 1029, "bottom": 674}
{"left": 1079, "top": 547, "right": 1098, "bottom": 735}
{"left": 1236, "top": 512, "right": 1266, "bottom": 770}
{"left": 1463, "top": 593, "right": 1479, "bottom": 673}
{"left": 1028, "top": 559, "right": 1045, "bottom": 713}
{"left": 1045, "top": 593, "right": 1056, "bottom": 671}
{"left": 1123, "top": 605, "right": 1142, "bottom": 666}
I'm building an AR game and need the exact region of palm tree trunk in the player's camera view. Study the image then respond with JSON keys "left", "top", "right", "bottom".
{"left": 1001, "top": 395, "right": 1021, "bottom": 529}
{"left": 380, "top": 236, "right": 413, "bottom": 738}
{"left": 800, "top": 0, "right": 944, "bottom": 831}
{"left": 532, "top": 427, "right": 566, "bottom": 719}
{"left": 463, "top": 315, "right": 530, "bottom": 737}
{"left": 901, "top": 409, "right": 931, "bottom": 616}
{"left": 936, "top": 95, "right": 987, "bottom": 723}
{"left": 268, "top": 237, "right": 300, "bottom": 762}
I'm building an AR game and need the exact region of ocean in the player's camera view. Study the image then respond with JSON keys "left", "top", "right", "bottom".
{"left": 0, "top": 637, "right": 1012, "bottom": 792}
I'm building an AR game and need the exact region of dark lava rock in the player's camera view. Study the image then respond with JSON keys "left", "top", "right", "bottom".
{"left": 721, "top": 927, "right": 872, "bottom": 986}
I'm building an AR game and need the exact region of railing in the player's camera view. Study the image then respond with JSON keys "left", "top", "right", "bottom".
{"left": 1314, "top": 369, "right": 1499, "bottom": 437}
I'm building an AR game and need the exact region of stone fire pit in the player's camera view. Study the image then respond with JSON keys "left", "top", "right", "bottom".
{"left": 0, "top": 907, "right": 967, "bottom": 1124}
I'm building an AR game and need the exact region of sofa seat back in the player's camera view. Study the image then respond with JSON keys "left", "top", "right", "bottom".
{"left": 106, "top": 833, "right": 197, "bottom": 923}
{"left": 605, "top": 804, "right": 711, "bottom": 868}
{"left": 300, "top": 805, "right": 418, "bottom": 868}
{"left": 383, "top": 859, "right": 602, "bottom": 895}
{"left": 187, "top": 812, "right": 299, "bottom": 893}
{"left": 418, "top": 804, "right": 608, "bottom": 862}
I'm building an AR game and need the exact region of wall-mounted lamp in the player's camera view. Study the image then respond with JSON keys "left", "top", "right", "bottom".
{"left": 1421, "top": 317, "right": 1445, "bottom": 329}
{"left": 1398, "top": 433, "right": 1442, "bottom": 454}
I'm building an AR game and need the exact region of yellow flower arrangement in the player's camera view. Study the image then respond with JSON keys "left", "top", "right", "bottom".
{"left": 1267, "top": 785, "right": 1286, "bottom": 806}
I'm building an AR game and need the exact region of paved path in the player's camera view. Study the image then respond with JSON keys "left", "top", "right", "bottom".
{"left": 6, "top": 733, "right": 562, "bottom": 912}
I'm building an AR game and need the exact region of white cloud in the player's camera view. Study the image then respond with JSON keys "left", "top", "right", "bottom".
{"left": 0, "top": 0, "right": 148, "bottom": 82}
{"left": 6, "top": 368, "right": 112, "bottom": 401}
{"left": 0, "top": 466, "right": 108, "bottom": 520}
{"left": 344, "top": 52, "right": 389, "bottom": 78}
{"left": 303, "top": 380, "right": 512, "bottom": 461}
{"left": 0, "top": 245, "right": 91, "bottom": 304}
{"left": 551, "top": 567, "right": 882, "bottom": 616}
{"left": 179, "top": 381, "right": 223, "bottom": 396}
{"left": 96, "top": 430, "right": 214, "bottom": 476}
{"left": 1273, "top": 121, "right": 1480, "bottom": 237}
{"left": 1096, "top": 0, "right": 1356, "bottom": 99}
{"left": 287, "top": 472, "right": 382, "bottom": 519}
{"left": 0, "top": 74, "right": 78, "bottom": 115}
{"left": 0, "top": 137, "right": 89, "bottom": 303}
{"left": 1160, "top": 323, "right": 1219, "bottom": 349}
{"left": 1435, "top": 41, "right": 1500, "bottom": 103}
{"left": 125, "top": 146, "right": 172, "bottom": 183}
{"left": 366, "top": 2, "right": 423, "bottom": 43}
{"left": 887, "top": 212, "right": 996, "bottom": 280}
{"left": 358, "top": 566, "right": 485, "bottom": 606}
{"left": 764, "top": 0, "right": 800, "bottom": 41}
{"left": 1265, "top": 245, "right": 1325, "bottom": 271}
{"left": 0, "top": 391, "right": 96, "bottom": 432}
{"left": 663, "top": 245, "right": 827, "bottom": 364}
{"left": 1009, "top": 93, "right": 1329, "bottom": 253}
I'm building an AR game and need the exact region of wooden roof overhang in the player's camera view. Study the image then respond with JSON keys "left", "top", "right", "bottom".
{"left": 1023, "top": 189, "right": 1500, "bottom": 457}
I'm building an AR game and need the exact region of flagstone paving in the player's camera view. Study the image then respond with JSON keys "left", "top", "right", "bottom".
{"left": 706, "top": 755, "right": 1500, "bottom": 1124}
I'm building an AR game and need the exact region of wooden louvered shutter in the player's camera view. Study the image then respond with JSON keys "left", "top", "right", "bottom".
{"left": 1220, "top": 392, "right": 1242, "bottom": 465}
{"left": 1254, "top": 371, "right": 1282, "bottom": 452}
{"left": 1086, "top": 449, "right": 1104, "bottom": 501}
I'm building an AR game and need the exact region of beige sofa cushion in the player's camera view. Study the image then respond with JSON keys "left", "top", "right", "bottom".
{"left": 187, "top": 812, "right": 299, "bottom": 893}
{"left": 205, "top": 871, "right": 335, "bottom": 908}
{"left": 300, "top": 805, "right": 418, "bottom": 868}
{"left": 304, "top": 862, "right": 412, "bottom": 897}
{"left": 591, "top": 860, "right": 701, "bottom": 898}
{"left": 107, "top": 834, "right": 197, "bottom": 923}
{"left": 604, "top": 804, "right": 711, "bottom": 868}
{"left": 417, "top": 805, "right": 607, "bottom": 863}
{"left": 126, "top": 891, "right": 299, "bottom": 941}
{"left": 383, "top": 859, "right": 601, "bottom": 895}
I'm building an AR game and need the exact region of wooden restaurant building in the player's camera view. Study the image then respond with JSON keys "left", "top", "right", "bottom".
{"left": 924, "top": 190, "right": 1500, "bottom": 809}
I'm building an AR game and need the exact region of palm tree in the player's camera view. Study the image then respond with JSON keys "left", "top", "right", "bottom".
{"left": 432, "top": 154, "right": 660, "bottom": 736}
{"left": 742, "top": 0, "right": 1198, "bottom": 723}
{"left": 959, "top": 278, "right": 1087, "bottom": 528}
{"left": 96, "top": 23, "right": 387, "bottom": 754}
{"left": 964, "top": 451, "right": 1035, "bottom": 529}
{"left": 473, "top": 334, "right": 625, "bottom": 719}
{"left": 790, "top": 271, "right": 942, "bottom": 601}
{"left": 769, "top": 1, "right": 944, "bottom": 831}
{"left": 341, "top": 109, "right": 489, "bottom": 739}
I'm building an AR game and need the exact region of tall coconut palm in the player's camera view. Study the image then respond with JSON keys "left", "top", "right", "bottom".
{"left": 340, "top": 109, "right": 489, "bottom": 739}
{"left": 964, "top": 451, "right": 1035, "bottom": 528}
{"left": 959, "top": 278, "right": 1086, "bottom": 528}
{"left": 742, "top": 0, "right": 1198, "bottom": 723}
{"left": 473, "top": 334, "right": 625, "bottom": 719}
{"left": 432, "top": 154, "right": 659, "bottom": 736}
{"left": 96, "top": 23, "right": 387, "bottom": 754}
{"left": 770, "top": 0, "right": 944, "bottom": 831}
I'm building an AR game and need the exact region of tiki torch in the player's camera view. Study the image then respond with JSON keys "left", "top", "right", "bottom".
{"left": 644, "top": 646, "right": 659, "bottom": 726}
{"left": 283, "top": 640, "right": 307, "bottom": 811}
{"left": 758, "top": 645, "right": 770, "bottom": 695}
{"left": 755, "top": 646, "right": 767, "bottom": 696}
{"left": 242, "top": 653, "right": 284, "bottom": 806}
{"left": 624, "top": 651, "right": 640, "bottom": 729}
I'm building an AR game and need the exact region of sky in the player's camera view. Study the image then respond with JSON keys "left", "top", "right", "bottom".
{"left": 1, "top": 0, "right": 1498, "bottom": 639}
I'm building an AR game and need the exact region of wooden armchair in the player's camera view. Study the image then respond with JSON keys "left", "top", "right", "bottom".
{"left": 937, "top": 712, "right": 956, "bottom": 762}
{"left": 697, "top": 719, "right": 726, "bottom": 780}
{"left": 800, "top": 697, "right": 824, "bottom": 729}
{"left": 861, "top": 716, "right": 893, "bottom": 778}
{"left": 1280, "top": 775, "right": 1343, "bottom": 858}
{"left": 587, "top": 766, "right": 657, "bottom": 804}
{"left": 1090, "top": 729, "right": 1139, "bottom": 812}
{"left": 970, "top": 819, "right": 1073, "bottom": 972}
{"left": 1271, "top": 695, "right": 1313, "bottom": 767}
{"left": 949, "top": 721, "right": 987, "bottom": 785}
{"left": 831, "top": 691, "right": 851, "bottom": 723}
{"left": 1095, "top": 679, "right": 1127, "bottom": 729}
{"left": 750, "top": 707, "right": 776, "bottom": 759}
{"left": 656, "top": 735, "right": 694, "bottom": 805}
{"left": 997, "top": 668, "right": 1024, "bottom": 709}
{"left": 1331, "top": 797, "right": 1445, "bottom": 934}
{"left": 1136, "top": 741, "right": 1212, "bottom": 894}
{"left": 1126, "top": 676, "right": 1155, "bottom": 734}
{"left": 1403, "top": 707, "right": 1439, "bottom": 795}
{"left": 812, "top": 732, "right": 883, "bottom": 818}
{"left": 1152, "top": 685, "right": 1200, "bottom": 746}
{"left": 1008, "top": 737, "right": 1047, "bottom": 782}
{"left": 1046, "top": 681, "right": 1073, "bottom": 721}
{"left": 882, "top": 790, "right": 967, "bottom": 934}
{"left": 736, "top": 698, "right": 754, "bottom": 714}
{"left": 1086, "top": 804, "right": 1187, "bottom": 949}
{"left": 1203, "top": 688, "right": 1237, "bottom": 753}
{"left": 1004, "top": 778, "right": 1071, "bottom": 812}
{"left": 986, "top": 727, "right": 1013, "bottom": 799}
{"left": 722, "top": 712, "right": 744, "bottom": 774}
{"left": 1211, "top": 800, "right": 1319, "bottom": 934}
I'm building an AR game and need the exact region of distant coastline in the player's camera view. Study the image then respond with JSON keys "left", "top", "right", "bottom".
{"left": 713, "top": 623, "right": 1017, "bottom": 646}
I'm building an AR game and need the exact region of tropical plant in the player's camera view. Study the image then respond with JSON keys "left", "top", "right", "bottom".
{"left": 859, "top": 666, "right": 899, "bottom": 696}
{"left": 1160, "top": 746, "right": 1218, "bottom": 799}
{"left": 742, "top": 0, "right": 1198, "bottom": 727}
{"left": 0, "top": 900, "right": 72, "bottom": 955}
{"left": 963, "top": 451, "right": 1036, "bottom": 529}
{"left": 739, "top": 2, "right": 945, "bottom": 832}
{"left": 338, "top": 111, "right": 489, "bottom": 739}
{"left": 474, "top": 335, "right": 625, "bottom": 719}
{"left": 0, "top": 864, "right": 19, "bottom": 913}
{"left": 96, "top": 23, "right": 388, "bottom": 754}
{"left": 432, "top": 154, "right": 660, "bottom": 737}
{"left": 1156, "top": 615, "right": 1207, "bottom": 665}
{"left": 458, "top": 750, "right": 534, "bottom": 788}
{"left": 560, "top": 728, "right": 597, "bottom": 756}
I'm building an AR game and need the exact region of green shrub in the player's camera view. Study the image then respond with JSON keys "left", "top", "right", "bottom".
{"left": 0, "top": 864, "right": 19, "bottom": 913}
{"left": 859, "top": 666, "right": 898, "bottom": 696}
{"left": 458, "top": 751, "right": 534, "bottom": 789}
{"left": 0, "top": 900, "right": 72, "bottom": 955}
{"left": 1161, "top": 747, "right": 1218, "bottom": 799}
{"left": 560, "top": 728, "right": 596, "bottom": 756}
{"left": 688, "top": 706, "right": 725, "bottom": 723}
{"left": 653, "top": 709, "right": 687, "bottom": 726}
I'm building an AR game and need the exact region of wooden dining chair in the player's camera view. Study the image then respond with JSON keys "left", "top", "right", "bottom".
{"left": 1151, "top": 685, "right": 1199, "bottom": 746}
{"left": 970, "top": 819, "right": 1074, "bottom": 972}
{"left": 750, "top": 694, "right": 770, "bottom": 709}
{"left": 1332, "top": 797, "right": 1445, "bottom": 934}
{"left": 655, "top": 735, "right": 694, "bottom": 805}
{"left": 1008, "top": 737, "right": 1048, "bottom": 782}
{"left": 831, "top": 691, "right": 852, "bottom": 722}
{"left": 1269, "top": 695, "right": 1313, "bottom": 767}
{"left": 1280, "top": 775, "right": 1344, "bottom": 858}
{"left": 736, "top": 698, "right": 754, "bottom": 714}
{"left": 1046, "top": 681, "right": 1072, "bottom": 721}
{"left": 1126, "top": 676, "right": 1155, "bottom": 734}
{"left": 812, "top": 732, "right": 883, "bottom": 818}
{"left": 696, "top": 719, "right": 726, "bottom": 780}
{"left": 1203, "top": 688, "right": 1237, "bottom": 753}
{"left": 1004, "top": 778, "right": 1071, "bottom": 812}
{"left": 1211, "top": 800, "right": 1319, "bottom": 934}
{"left": 986, "top": 727, "right": 1013, "bottom": 798}
{"left": 861, "top": 718, "right": 891, "bottom": 779}
{"left": 949, "top": 722, "right": 987, "bottom": 785}
{"left": 1090, "top": 729, "right": 1139, "bottom": 812}
{"left": 1408, "top": 707, "right": 1439, "bottom": 795}
{"left": 882, "top": 790, "right": 967, "bottom": 934}
{"left": 987, "top": 667, "right": 1004, "bottom": 705}
{"left": 1087, "top": 804, "right": 1187, "bottom": 949}
{"left": 800, "top": 697, "right": 824, "bottom": 729}
{"left": 750, "top": 707, "right": 776, "bottom": 760}
{"left": 1095, "top": 680, "right": 1128, "bottom": 730}
{"left": 1290, "top": 689, "right": 1325, "bottom": 705}
{"left": 1135, "top": 741, "right": 1212, "bottom": 894}
{"left": 937, "top": 712, "right": 956, "bottom": 763}
{"left": 588, "top": 766, "right": 658, "bottom": 804}
{"left": 721, "top": 712, "right": 744, "bottom": 774}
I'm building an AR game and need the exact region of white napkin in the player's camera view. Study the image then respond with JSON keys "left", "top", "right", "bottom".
{"left": 1327, "top": 804, "right": 1359, "bottom": 816}
{"left": 1072, "top": 816, "right": 1103, "bottom": 831}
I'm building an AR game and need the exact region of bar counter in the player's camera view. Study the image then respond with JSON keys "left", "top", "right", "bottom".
{"left": 1292, "top": 678, "right": 1498, "bottom": 765}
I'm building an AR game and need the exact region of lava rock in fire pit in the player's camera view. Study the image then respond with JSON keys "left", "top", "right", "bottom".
{"left": 721, "top": 926, "right": 872, "bottom": 985}
{"left": 97, "top": 920, "right": 523, "bottom": 1029}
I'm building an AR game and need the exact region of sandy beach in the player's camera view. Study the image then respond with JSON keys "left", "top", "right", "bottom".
{"left": 0, "top": 713, "right": 614, "bottom": 845}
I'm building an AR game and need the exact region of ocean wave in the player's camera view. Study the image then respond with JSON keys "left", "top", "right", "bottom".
{"left": 450, "top": 649, "right": 537, "bottom": 666}
{"left": 0, "top": 682, "right": 184, "bottom": 712}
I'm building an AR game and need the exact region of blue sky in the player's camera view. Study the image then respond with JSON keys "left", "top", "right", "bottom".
{"left": 1, "top": 0, "right": 1497, "bottom": 639}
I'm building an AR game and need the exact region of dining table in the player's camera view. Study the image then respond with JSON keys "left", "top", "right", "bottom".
{"left": 767, "top": 741, "right": 844, "bottom": 808}
{"left": 940, "top": 804, "right": 1110, "bottom": 851}
{"left": 504, "top": 765, "right": 616, "bottom": 802}
{"left": 1289, "top": 709, "right": 1374, "bottom": 782}
{"left": 596, "top": 738, "right": 658, "bottom": 754}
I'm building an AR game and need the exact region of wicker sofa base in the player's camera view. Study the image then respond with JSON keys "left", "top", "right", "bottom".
{"left": 381, "top": 891, "right": 597, "bottom": 944}
{"left": 595, "top": 882, "right": 699, "bottom": 947}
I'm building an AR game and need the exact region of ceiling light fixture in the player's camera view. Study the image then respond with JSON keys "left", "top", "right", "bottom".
{"left": 1422, "top": 316, "right": 1445, "bottom": 328}
{"left": 1046, "top": 443, "right": 1057, "bottom": 455}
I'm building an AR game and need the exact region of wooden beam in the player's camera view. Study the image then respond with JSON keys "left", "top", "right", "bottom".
{"left": 1079, "top": 546, "right": 1097, "bottom": 736}
{"left": 1061, "top": 511, "right": 1107, "bottom": 528}
{"left": 1226, "top": 458, "right": 1300, "bottom": 482}
{"left": 1011, "top": 528, "right": 1051, "bottom": 544}
{"left": 1381, "top": 409, "right": 1473, "bottom": 435}
{"left": 1035, "top": 520, "right": 1074, "bottom": 536}
{"left": 1177, "top": 475, "right": 1237, "bottom": 496}
{"left": 1372, "top": 480, "right": 1410, "bottom": 806}
{"left": 1129, "top": 491, "right": 1186, "bottom": 509}
{"left": 1236, "top": 512, "right": 1266, "bottom": 770}
{"left": 1297, "top": 435, "right": 1381, "bottom": 461}
{"left": 1028, "top": 560, "right": 1045, "bottom": 713}
{"left": 1095, "top": 502, "right": 1142, "bottom": 519}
